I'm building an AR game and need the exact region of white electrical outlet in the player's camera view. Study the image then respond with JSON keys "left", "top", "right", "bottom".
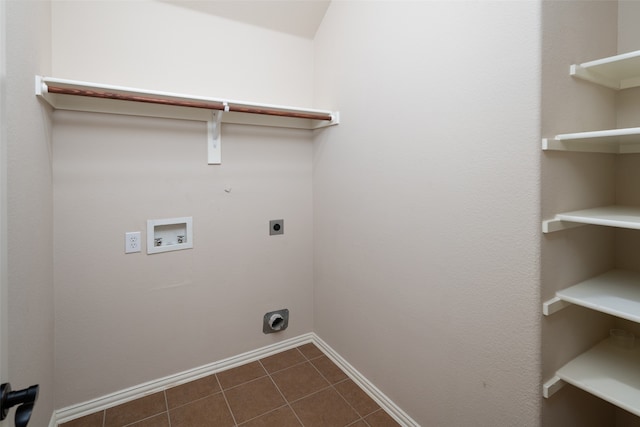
{"left": 125, "top": 231, "right": 141, "bottom": 254}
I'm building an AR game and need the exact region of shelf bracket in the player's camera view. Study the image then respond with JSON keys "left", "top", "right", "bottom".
{"left": 542, "top": 218, "right": 586, "bottom": 234}
{"left": 542, "top": 137, "right": 622, "bottom": 154}
{"left": 207, "top": 109, "right": 224, "bottom": 165}
{"left": 570, "top": 64, "right": 621, "bottom": 90}
{"left": 543, "top": 376, "right": 566, "bottom": 398}
{"left": 543, "top": 296, "right": 571, "bottom": 316}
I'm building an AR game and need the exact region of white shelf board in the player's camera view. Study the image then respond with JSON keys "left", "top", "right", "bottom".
{"left": 556, "top": 339, "right": 640, "bottom": 417}
{"left": 543, "top": 206, "right": 640, "bottom": 233}
{"left": 555, "top": 270, "right": 640, "bottom": 323}
{"left": 542, "top": 127, "right": 640, "bottom": 153}
{"left": 35, "top": 76, "right": 339, "bottom": 130}
{"left": 571, "top": 50, "right": 640, "bottom": 90}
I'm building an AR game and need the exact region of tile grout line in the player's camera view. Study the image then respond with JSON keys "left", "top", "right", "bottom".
{"left": 162, "top": 388, "right": 224, "bottom": 412}
{"left": 285, "top": 382, "right": 334, "bottom": 406}
{"left": 277, "top": 379, "right": 372, "bottom": 425}
{"left": 333, "top": 378, "right": 384, "bottom": 418}
{"left": 265, "top": 345, "right": 362, "bottom": 426}
{"left": 162, "top": 380, "right": 236, "bottom": 425}
{"left": 272, "top": 348, "right": 336, "bottom": 407}
{"left": 117, "top": 390, "right": 173, "bottom": 427}
{"left": 120, "top": 410, "right": 169, "bottom": 427}
{"left": 163, "top": 390, "right": 172, "bottom": 427}
{"left": 262, "top": 357, "right": 311, "bottom": 376}
{"left": 219, "top": 373, "right": 269, "bottom": 393}
{"left": 234, "top": 403, "right": 291, "bottom": 426}
{"left": 363, "top": 409, "right": 386, "bottom": 426}
{"left": 305, "top": 348, "right": 377, "bottom": 426}
{"left": 313, "top": 347, "right": 399, "bottom": 424}
{"left": 259, "top": 356, "right": 307, "bottom": 427}
{"left": 274, "top": 345, "right": 370, "bottom": 427}
{"left": 215, "top": 373, "right": 239, "bottom": 427}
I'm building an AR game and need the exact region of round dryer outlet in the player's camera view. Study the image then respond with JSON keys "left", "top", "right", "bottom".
{"left": 263, "top": 309, "right": 289, "bottom": 334}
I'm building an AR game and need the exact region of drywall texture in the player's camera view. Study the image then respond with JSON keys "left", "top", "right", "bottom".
{"left": 312, "top": 2, "right": 541, "bottom": 425}
{"left": 4, "top": 0, "right": 55, "bottom": 425}
{"left": 615, "top": 5, "right": 640, "bottom": 424}
{"left": 52, "top": 1, "right": 314, "bottom": 408}
{"left": 618, "top": 0, "right": 640, "bottom": 54}
{"left": 0, "top": 0, "right": 5, "bottom": 400}
{"left": 53, "top": 114, "right": 313, "bottom": 407}
{"left": 158, "top": 0, "right": 330, "bottom": 39}
{"left": 52, "top": 0, "right": 314, "bottom": 106}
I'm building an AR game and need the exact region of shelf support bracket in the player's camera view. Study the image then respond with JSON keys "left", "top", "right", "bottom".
{"left": 543, "top": 296, "right": 571, "bottom": 316}
{"left": 542, "top": 219, "right": 586, "bottom": 234}
{"left": 207, "top": 109, "right": 224, "bottom": 165}
{"left": 570, "top": 64, "right": 621, "bottom": 90}
{"left": 542, "top": 137, "right": 622, "bottom": 154}
{"left": 543, "top": 376, "right": 566, "bottom": 398}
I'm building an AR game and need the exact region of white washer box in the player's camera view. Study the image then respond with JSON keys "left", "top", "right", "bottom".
{"left": 147, "top": 217, "right": 193, "bottom": 254}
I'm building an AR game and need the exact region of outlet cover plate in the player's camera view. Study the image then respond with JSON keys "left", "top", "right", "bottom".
{"left": 125, "top": 231, "right": 141, "bottom": 254}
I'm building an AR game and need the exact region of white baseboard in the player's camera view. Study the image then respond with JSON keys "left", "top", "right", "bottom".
{"left": 311, "top": 334, "right": 419, "bottom": 427}
{"left": 51, "top": 333, "right": 418, "bottom": 427}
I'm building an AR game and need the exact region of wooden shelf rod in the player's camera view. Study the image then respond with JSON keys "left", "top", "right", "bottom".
{"left": 45, "top": 85, "right": 334, "bottom": 122}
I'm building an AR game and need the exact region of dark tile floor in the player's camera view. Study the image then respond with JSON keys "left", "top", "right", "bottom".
{"left": 60, "top": 343, "right": 401, "bottom": 427}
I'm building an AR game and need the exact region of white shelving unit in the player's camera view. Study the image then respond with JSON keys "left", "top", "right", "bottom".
{"left": 571, "top": 49, "right": 640, "bottom": 90}
{"left": 543, "top": 50, "right": 640, "bottom": 417}
{"left": 35, "top": 76, "right": 339, "bottom": 164}
{"left": 556, "top": 339, "right": 640, "bottom": 417}
{"left": 545, "top": 50, "right": 640, "bottom": 153}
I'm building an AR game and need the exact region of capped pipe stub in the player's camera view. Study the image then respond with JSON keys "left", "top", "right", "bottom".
{"left": 263, "top": 309, "right": 289, "bottom": 334}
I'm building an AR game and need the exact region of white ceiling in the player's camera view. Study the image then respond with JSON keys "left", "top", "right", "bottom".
{"left": 160, "top": 0, "right": 331, "bottom": 39}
